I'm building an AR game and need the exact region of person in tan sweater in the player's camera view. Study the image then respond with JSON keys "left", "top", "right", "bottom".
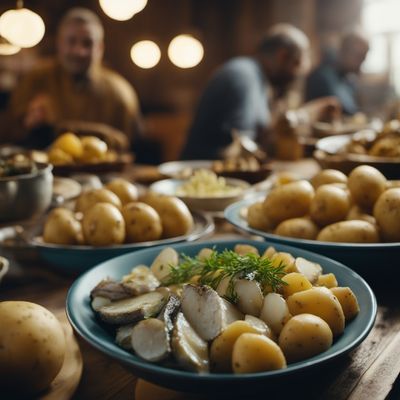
{"left": 3, "top": 7, "right": 142, "bottom": 149}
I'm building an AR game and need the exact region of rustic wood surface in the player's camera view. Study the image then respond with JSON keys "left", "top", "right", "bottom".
{"left": 1, "top": 160, "right": 400, "bottom": 400}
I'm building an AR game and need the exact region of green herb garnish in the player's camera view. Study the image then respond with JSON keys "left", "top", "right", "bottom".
{"left": 165, "top": 249, "right": 286, "bottom": 303}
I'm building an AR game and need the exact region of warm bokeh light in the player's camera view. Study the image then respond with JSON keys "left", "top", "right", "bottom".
{"left": 168, "top": 34, "right": 204, "bottom": 68}
{"left": 0, "top": 43, "right": 20, "bottom": 55}
{"left": 0, "top": 8, "right": 45, "bottom": 48}
{"left": 99, "top": 0, "right": 147, "bottom": 21}
{"left": 130, "top": 40, "right": 161, "bottom": 69}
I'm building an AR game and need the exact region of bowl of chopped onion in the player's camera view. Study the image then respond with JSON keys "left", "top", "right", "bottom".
{"left": 150, "top": 170, "right": 251, "bottom": 212}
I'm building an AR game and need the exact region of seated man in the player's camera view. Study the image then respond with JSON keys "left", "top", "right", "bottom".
{"left": 305, "top": 31, "right": 369, "bottom": 115}
{"left": 2, "top": 7, "right": 142, "bottom": 149}
{"left": 180, "top": 24, "right": 311, "bottom": 160}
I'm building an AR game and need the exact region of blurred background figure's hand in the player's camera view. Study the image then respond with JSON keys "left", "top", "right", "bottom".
{"left": 300, "top": 96, "right": 342, "bottom": 123}
{"left": 24, "top": 93, "right": 56, "bottom": 130}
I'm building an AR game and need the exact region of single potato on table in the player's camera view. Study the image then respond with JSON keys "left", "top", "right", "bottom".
{"left": 82, "top": 202, "right": 125, "bottom": 246}
{"left": 122, "top": 202, "right": 162, "bottom": 242}
{"left": 0, "top": 301, "right": 65, "bottom": 395}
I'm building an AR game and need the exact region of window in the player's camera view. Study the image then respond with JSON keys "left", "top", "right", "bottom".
{"left": 362, "top": 0, "right": 400, "bottom": 93}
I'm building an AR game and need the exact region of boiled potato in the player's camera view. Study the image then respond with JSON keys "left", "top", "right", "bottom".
{"left": 346, "top": 205, "right": 376, "bottom": 226}
{"left": 270, "top": 252, "right": 295, "bottom": 273}
{"left": 281, "top": 272, "right": 312, "bottom": 298}
{"left": 75, "top": 188, "right": 122, "bottom": 214}
{"left": 122, "top": 202, "right": 162, "bottom": 242}
{"left": 292, "top": 257, "right": 322, "bottom": 283}
{"left": 348, "top": 165, "right": 387, "bottom": 210}
{"left": 0, "top": 301, "right": 65, "bottom": 395}
{"left": 143, "top": 195, "right": 193, "bottom": 238}
{"left": 310, "top": 185, "right": 351, "bottom": 227}
{"left": 373, "top": 188, "right": 400, "bottom": 241}
{"left": 317, "top": 220, "right": 379, "bottom": 243}
{"left": 263, "top": 180, "right": 314, "bottom": 225}
{"left": 52, "top": 132, "right": 83, "bottom": 158}
{"left": 232, "top": 333, "right": 286, "bottom": 373}
{"left": 244, "top": 315, "right": 275, "bottom": 341}
{"left": 105, "top": 179, "right": 139, "bottom": 205}
{"left": 260, "top": 293, "right": 291, "bottom": 335}
{"left": 210, "top": 321, "right": 260, "bottom": 372}
{"left": 279, "top": 314, "right": 333, "bottom": 362}
{"left": 262, "top": 246, "right": 277, "bottom": 259}
{"left": 286, "top": 287, "right": 345, "bottom": 336}
{"left": 274, "top": 217, "right": 319, "bottom": 240}
{"left": 82, "top": 202, "right": 125, "bottom": 246}
{"left": 150, "top": 247, "right": 179, "bottom": 282}
{"left": 234, "top": 279, "right": 264, "bottom": 316}
{"left": 48, "top": 147, "right": 74, "bottom": 165}
{"left": 317, "top": 273, "right": 338, "bottom": 289}
{"left": 330, "top": 287, "right": 360, "bottom": 320}
{"left": 43, "top": 208, "right": 83, "bottom": 245}
{"left": 80, "top": 136, "right": 108, "bottom": 162}
{"left": 311, "top": 169, "right": 348, "bottom": 189}
{"left": 234, "top": 244, "right": 259, "bottom": 256}
{"left": 247, "top": 202, "right": 274, "bottom": 232}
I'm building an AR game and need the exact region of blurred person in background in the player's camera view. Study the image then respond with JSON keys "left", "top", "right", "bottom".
{"left": 305, "top": 31, "right": 369, "bottom": 115}
{"left": 1, "top": 7, "right": 142, "bottom": 149}
{"left": 181, "top": 24, "right": 337, "bottom": 160}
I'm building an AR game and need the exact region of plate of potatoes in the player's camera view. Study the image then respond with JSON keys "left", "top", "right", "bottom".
{"left": 31, "top": 178, "right": 214, "bottom": 273}
{"left": 225, "top": 166, "right": 400, "bottom": 276}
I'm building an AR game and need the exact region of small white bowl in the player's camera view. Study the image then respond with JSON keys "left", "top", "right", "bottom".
{"left": 150, "top": 178, "right": 251, "bottom": 213}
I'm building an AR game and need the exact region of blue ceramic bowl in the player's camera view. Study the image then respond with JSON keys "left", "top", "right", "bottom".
{"left": 225, "top": 198, "right": 400, "bottom": 279}
{"left": 66, "top": 239, "right": 376, "bottom": 394}
{"left": 33, "top": 212, "right": 213, "bottom": 274}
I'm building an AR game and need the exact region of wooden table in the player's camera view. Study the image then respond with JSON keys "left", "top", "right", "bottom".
{"left": 1, "top": 160, "right": 400, "bottom": 400}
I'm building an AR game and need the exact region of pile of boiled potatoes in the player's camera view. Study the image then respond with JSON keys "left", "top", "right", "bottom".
{"left": 48, "top": 132, "right": 116, "bottom": 165}
{"left": 43, "top": 178, "right": 193, "bottom": 246}
{"left": 247, "top": 165, "right": 400, "bottom": 243}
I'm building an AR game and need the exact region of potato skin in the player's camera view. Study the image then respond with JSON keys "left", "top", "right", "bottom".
{"left": 330, "top": 287, "right": 360, "bottom": 321}
{"left": 279, "top": 313, "right": 333, "bottom": 363}
{"left": 346, "top": 205, "right": 376, "bottom": 226}
{"left": 122, "top": 202, "right": 162, "bottom": 242}
{"left": 286, "top": 287, "right": 345, "bottom": 336}
{"left": 281, "top": 272, "right": 313, "bottom": 298}
{"left": 247, "top": 201, "right": 274, "bottom": 232}
{"left": 373, "top": 188, "right": 400, "bottom": 242}
{"left": 82, "top": 202, "right": 125, "bottom": 246}
{"left": 143, "top": 195, "right": 193, "bottom": 238}
{"left": 348, "top": 165, "right": 387, "bottom": 210}
{"left": 0, "top": 301, "right": 65, "bottom": 395}
{"left": 274, "top": 217, "right": 319, "bottom": 240}
{"left": 232, "top": 333, "right": 286, "bottom": 373}
{"left": 310, "top": 185, "right": 351, "bottom": 227}
{"left": 263, "top": 180, "right": 314, "bottom": 225}
{"left": 311, "top": 169, "right": 348, "bottom": 189}
{"left": 210, "top": 321, "right": 260, "bottom": 372}
{"left": 105, "top": 179, "right": 139, "bottom": 205}
{"left": 317, "top": 220, "right": 379, "bottom": 243}
{"left": 75, "top": 188, "right": 122, "bottom": 213}
{"left": 43, "top": 208, "right": 83, "bottom": 245}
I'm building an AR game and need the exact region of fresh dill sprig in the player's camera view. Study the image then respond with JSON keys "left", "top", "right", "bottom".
{"left": 165, "top": 249, "right": 286, "bottom": 303}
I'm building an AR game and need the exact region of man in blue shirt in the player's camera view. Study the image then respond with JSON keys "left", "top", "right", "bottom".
{"left": 305, "top": 32, "right": 369, "bottom": 115}
{"left": 181, "top": 24, "right": 310, "bottom": 160}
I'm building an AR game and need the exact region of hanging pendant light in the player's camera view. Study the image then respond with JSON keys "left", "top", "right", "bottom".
{"left": 0, "top": 1, "right": 45, "bottom": 48}
{"left": 168, "top": 34, "right": 204, "bottom": 69}
{"left": 0, "top": 36, "right": 20, "bottom": 55}
{"left": 99, "top": 0, "right": 148, "bottom": 21}
{"left": 130, "top": 40, "right": 160, "bottom": 69}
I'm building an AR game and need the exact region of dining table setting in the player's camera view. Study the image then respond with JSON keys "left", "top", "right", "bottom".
{"left": 1, "top": 131, "right": 400, "bottom": 400}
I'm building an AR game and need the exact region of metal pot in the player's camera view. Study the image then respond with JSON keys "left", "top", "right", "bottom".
{"left": 0, "top": 163, "right": 53, "bottom": 222}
